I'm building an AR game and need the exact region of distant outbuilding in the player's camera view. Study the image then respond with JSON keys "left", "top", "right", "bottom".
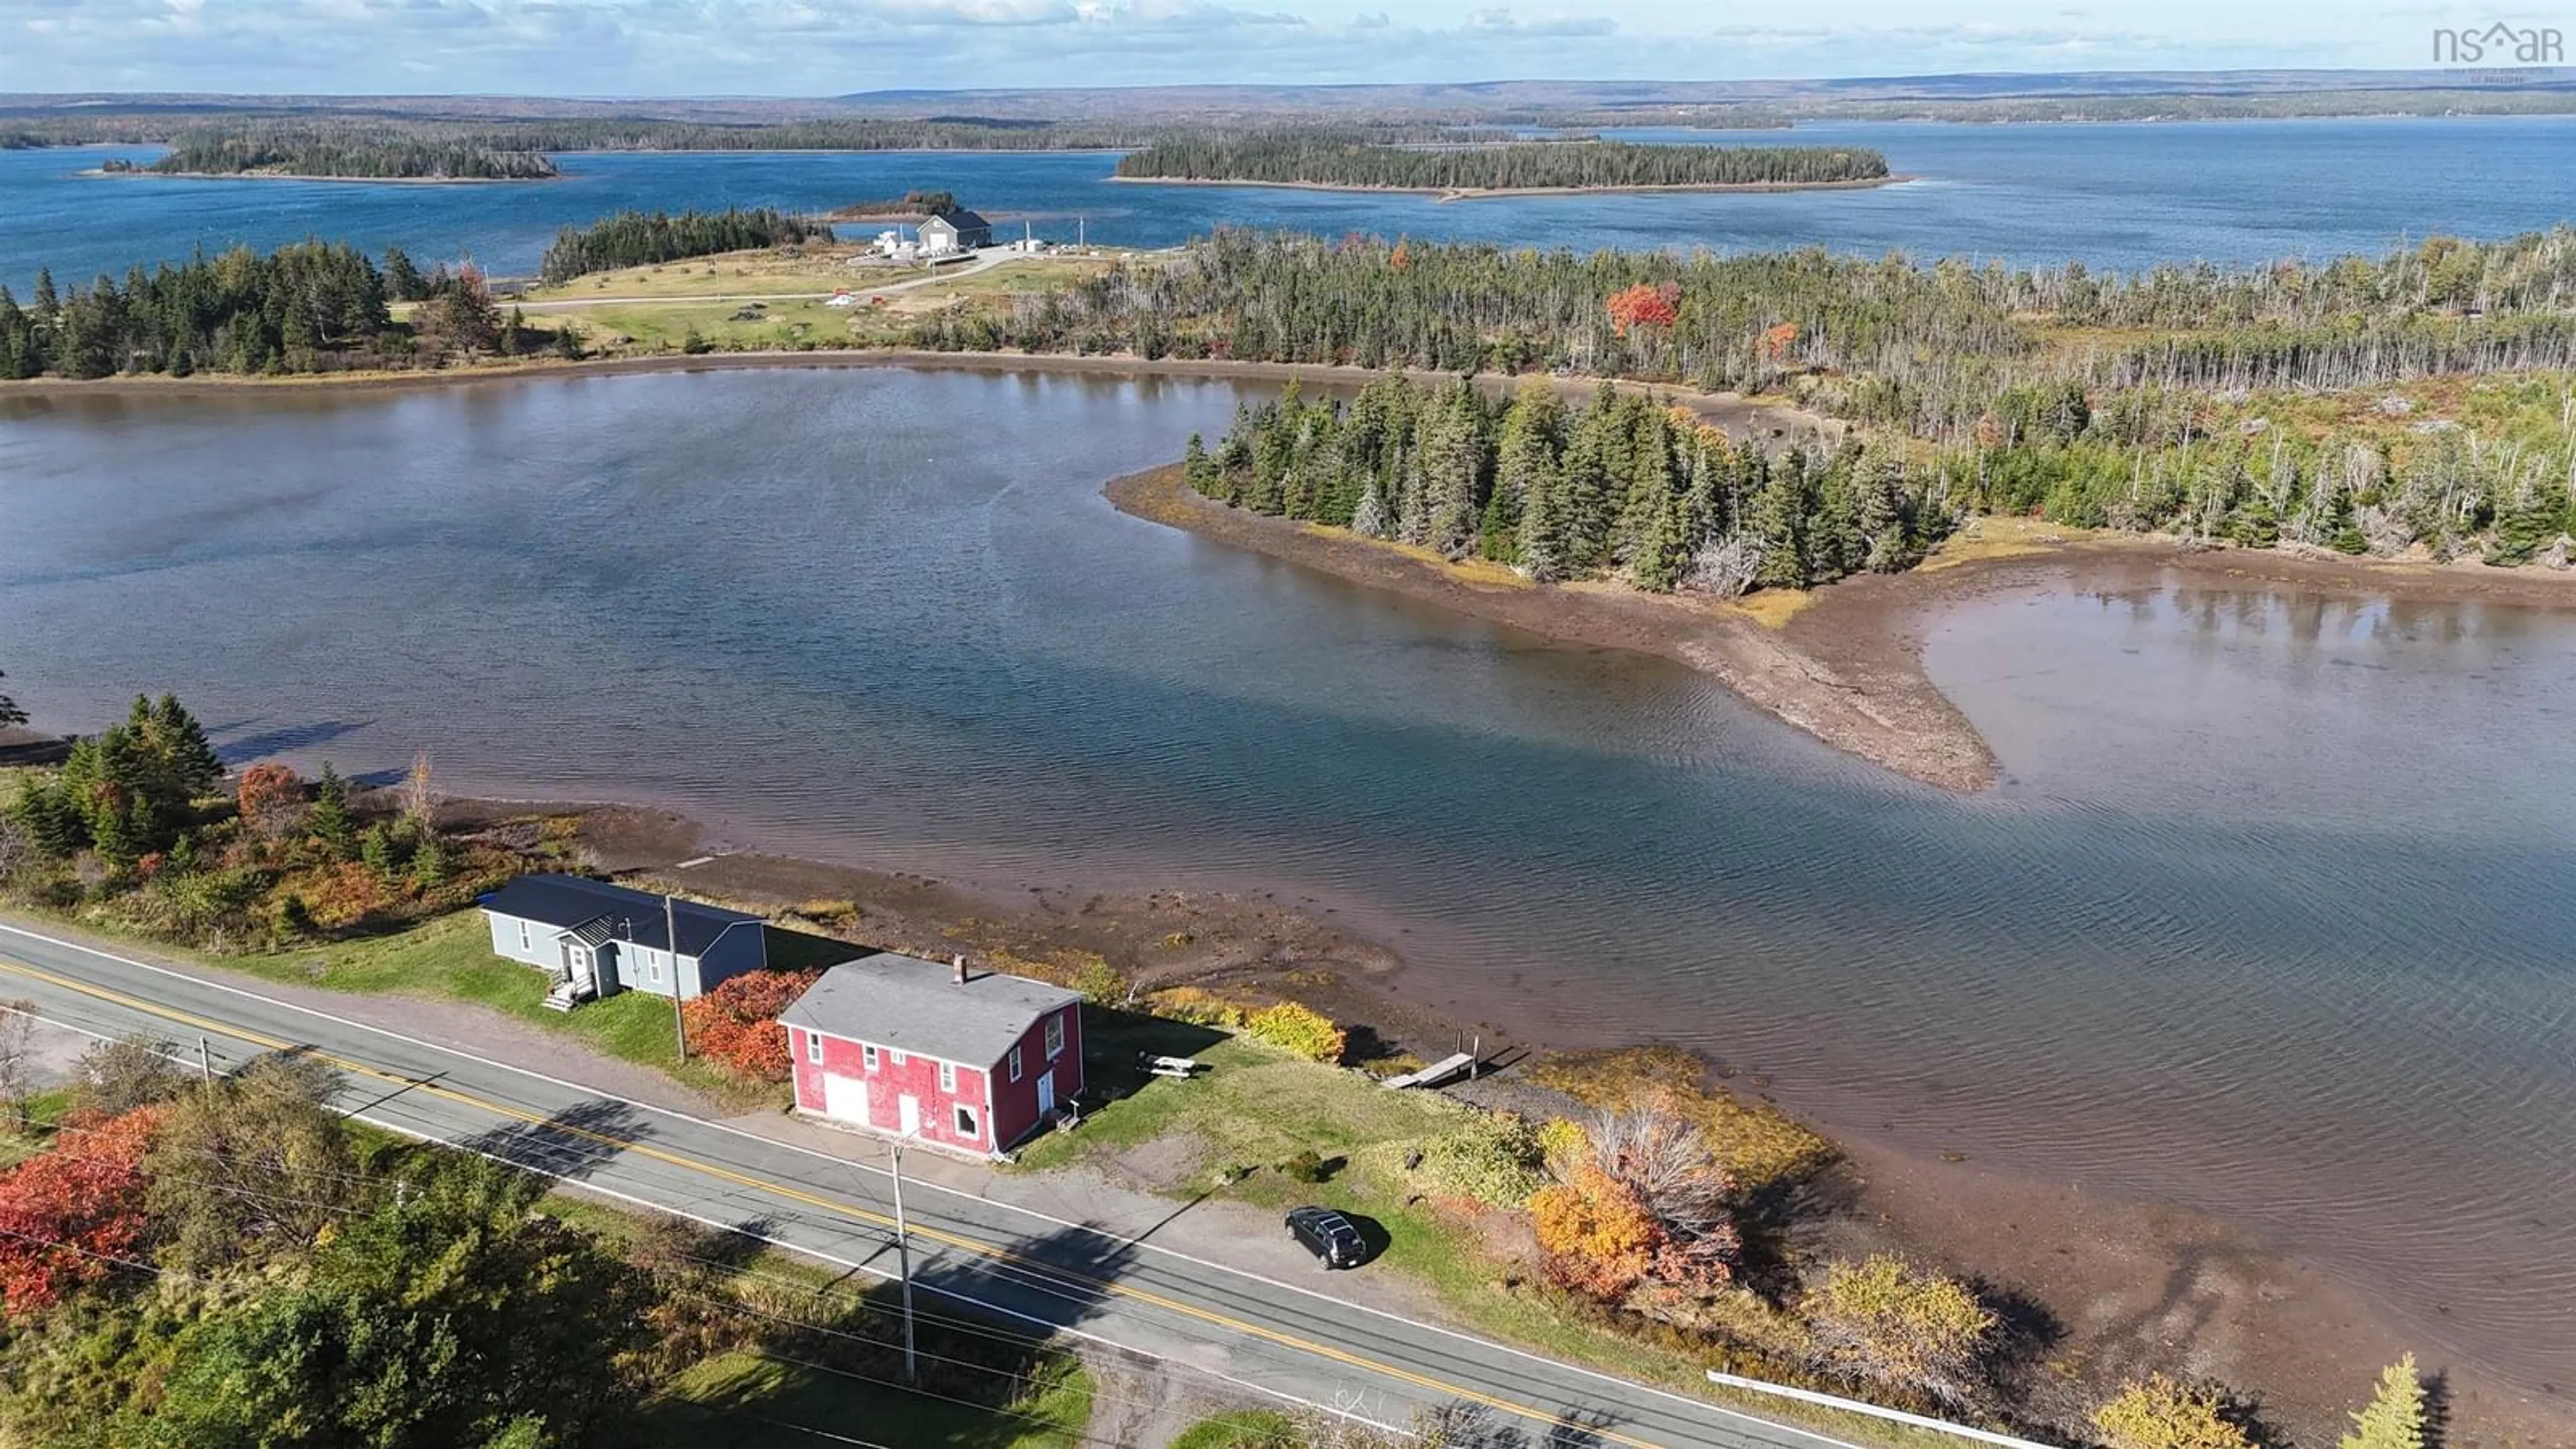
{"left": 918, "top": 207, "right": 992, "bottom": 256}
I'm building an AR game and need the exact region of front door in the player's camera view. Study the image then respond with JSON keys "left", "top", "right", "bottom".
{"left": 1036, "top": 1069, "right": 1055, "bottom": 1117}
{"left": 898, "top": 1094, "right": 920, "bottom": 1137}
{"left": 822, "top": 1073, "right": 867, "bottom": 1126}
{"left": 564, "top": 945, "right": 596, "bottom": 996}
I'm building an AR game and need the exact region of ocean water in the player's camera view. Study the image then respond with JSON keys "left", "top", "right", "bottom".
{"left": 3, "top": 368, "right": 2573, "bottom": 1388}
{"left": 3, "top": 113, "right": 2573, "bottom": 291}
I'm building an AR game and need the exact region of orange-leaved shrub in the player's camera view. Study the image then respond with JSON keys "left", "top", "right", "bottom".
{"left": 1529, "top": 1161, "right": 1664, "bottom": 1300}
{"left": 683, "top": 969, "right": 823, "bottom": 1081}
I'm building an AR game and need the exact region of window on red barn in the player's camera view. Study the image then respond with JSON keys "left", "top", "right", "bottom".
{"left": 1045, "top": 1014, "right": 1064, "bottom": 1060}
{"left": 938, "top": 1061, "right": 956, "bottom": 1092}
{"left": 805, "top": 1032, "right": 822, "bottom": 1065}
{"left": 863, "top": 1044, "right": 878, "bottom": 1071}
{"left": 955, "top": 1105, "right": 979, "bottom": 1138}
{"left": 1008, "top": 1045, "right": 1022, "bottom": 1082}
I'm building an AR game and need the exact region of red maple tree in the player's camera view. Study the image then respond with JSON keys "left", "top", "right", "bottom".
{"left": 1605, "top": 282, "right": 1681, "bottom": 337}
{"left": 0, "top": 1106, "right": 162, "bottom": 1316}
{"left": 683, "top": 969, "right": 824, "bottom": 1081}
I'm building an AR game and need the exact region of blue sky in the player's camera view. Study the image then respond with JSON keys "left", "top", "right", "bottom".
{"left": 0, "top": 0, "right": 2550, "bottom": 93}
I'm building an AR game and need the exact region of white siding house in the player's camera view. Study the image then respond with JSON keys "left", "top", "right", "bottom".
{"left": 479, "top": 875, "right": 769, "bottom": 1009}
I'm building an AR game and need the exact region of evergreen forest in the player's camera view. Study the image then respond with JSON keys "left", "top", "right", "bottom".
{"left": 1114, "top": 134, "right": 1891, "bottom": 190}
{"left": 537, "top": 208, "right": 833, "bottom": 284}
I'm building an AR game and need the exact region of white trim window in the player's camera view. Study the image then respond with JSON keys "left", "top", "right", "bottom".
{"left": 647, "top": 955, "right": 663, "bottom": 986}
{"left": 954, "top": 1104, "right": 979, "bottom": 1139}
{"left": 517, "top": 920, "right": 531, "bottom": 951}
{"left": 890, "top": 1049, "right": 906, "bottom": 1067}
{"left": 806, "top": 1030, "right": 824, "bottom": 1066}
{"left": 1008, "top": 1045, "right": 1022, "bottom": 1083}
{"left": 938, "top": 1061, "right": 957, "bottom": 1093}
{"left": 1044, "top": 1012, "right": 1065, "bottom": 1061}
{"left": 863, "top": 1044, "right": 879, "bottom": 1071}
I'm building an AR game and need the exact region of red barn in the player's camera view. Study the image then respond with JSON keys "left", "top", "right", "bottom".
{"left": 780, "top": 954, "right": 1083, "bottom": 1156}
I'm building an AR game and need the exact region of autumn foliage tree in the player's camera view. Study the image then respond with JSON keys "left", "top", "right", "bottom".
{"left": 0, "top": 1106, "right": 161, "bottom": 1316}
{"left": 1529, "top": 1161, "right": 1664, "bottom": 1299}
{"left": 1605, "top": 281, "right": 1680, "bottom": 336}
{"left": 2093, "top": 1373, "right": 2259, "bottom": 1449}
{"left": 1807, "top": 1253, "right": 1998, "bottom": 1409}
{"left": 682, "top": 969, "right": 822, "bottom": 1081}
{"left": 235, "top": 763, "right": 305, "bottom": 839}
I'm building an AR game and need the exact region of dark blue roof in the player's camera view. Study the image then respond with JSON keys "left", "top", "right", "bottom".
{"left": 479, "top": 874, "right": 763, "bottom": 957}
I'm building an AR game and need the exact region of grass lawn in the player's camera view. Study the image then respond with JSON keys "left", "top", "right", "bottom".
{"left": 219, "top": 911, "right": 756, "bottom": 1099}
{"left": 1167, "top": 1408, "right": 1302, "bottom": 1448}
{"left": 641, "top": 1350, "right": 1093, "bottom": 1449}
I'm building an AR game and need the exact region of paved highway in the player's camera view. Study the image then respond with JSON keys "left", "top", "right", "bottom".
{"left": 0, "top": 916, "right": 1865, "bottom": 1449}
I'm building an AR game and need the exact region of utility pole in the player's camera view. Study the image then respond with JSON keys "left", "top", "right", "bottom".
{"left": 891, "top": 1130, "right": 919, "bottom": 1384}
{"left": 198, "top": 1035, "right": 212, "bottom": 1084}
{"left": 664, "top": 890, "right": 689, "bottom": 1063}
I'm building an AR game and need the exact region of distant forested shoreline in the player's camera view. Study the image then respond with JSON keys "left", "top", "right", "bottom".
{"left": 99, "top": 126, "right": 558, "bottom": 180}
{"left": 1114, "top": 135, "right": 1890, "bottom": 191}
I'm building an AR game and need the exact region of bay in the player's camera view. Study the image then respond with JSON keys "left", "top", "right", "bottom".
{"left": 3, "top": 366, "right": 2572, "bottom": 1387}
{"left": 4, "top": 114, "right": 2574, "bottom": 292}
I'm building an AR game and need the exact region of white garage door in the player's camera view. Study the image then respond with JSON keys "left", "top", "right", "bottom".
{"left": 822, "top": 1073, "right": 868, "bottom": 1126}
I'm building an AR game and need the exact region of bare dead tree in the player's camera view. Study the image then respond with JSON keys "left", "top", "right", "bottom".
{"left": 0, "top": 999, "right": 38, "bottom": 1133}
{"left": 403, "top": 749, "right": 435, "bottom": 828}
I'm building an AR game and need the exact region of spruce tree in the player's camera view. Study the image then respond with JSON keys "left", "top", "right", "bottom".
{"left": 152, "top": 694, "right": 223, "bottom": 798}
{"left": 1518, "top": 466, "right": 1570, "bottom": 582}
{"left": 310, "top": 762, "right": 355, "bottom": 861}
{"left": 382, "top": 245, "right": 424, "bottom": 303}
{"left": 2340, "top": 1354, "right": 2426, "bottom": 1449}
{"left": 1350, "top": 482, "right": 1389, "bottom": 539}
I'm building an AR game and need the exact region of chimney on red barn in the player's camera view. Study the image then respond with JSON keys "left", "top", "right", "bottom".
{"left": 952, "top": 953, "right": 968, "bottom": 985}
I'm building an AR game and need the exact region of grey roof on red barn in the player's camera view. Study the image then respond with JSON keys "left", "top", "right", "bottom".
{"left": 780, "top": 955, "right": 1079, "bottom": 1069}
{"left": 478, "top": 874, "right": 763, "bottom": 957}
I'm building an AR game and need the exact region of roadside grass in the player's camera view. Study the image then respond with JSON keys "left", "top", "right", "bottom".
{"left": 182, "top": 910, "right": 752, "bottom": 1102}
{"left": 640, "top": 1350, "right": 1093, "bottom": 1448}
{"left": 1168, "top": 1408, "right": 1302, "bottom": 1448}
{"left": 539, "top": 1194, "right": 1096, "bottom": 1449}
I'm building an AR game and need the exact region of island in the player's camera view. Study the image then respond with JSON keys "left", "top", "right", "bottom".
{"left": 97, "top": 125, "right": 559, "bottom": 182}
{"left": 1110, "top": 132, "right": 1896, "bottom": 197}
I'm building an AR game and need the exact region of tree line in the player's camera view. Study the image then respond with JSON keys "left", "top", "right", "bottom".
{"left": 1114, "top": 133, "right": 1890, "bottom": 190}
{"left": 1187, "top": 374, "right": 1955, "bottom": 593}
{"left": 101, "top": 124, "right": 559, "bottom": 180}
{"left": 537, "top": 207, "right": 832, "bottom": 284}
{"left": 922, "top": 229, "right": 2576, "bottom": 429}
{"left": 0, "top": 244, "right": 562, "bottom": 380}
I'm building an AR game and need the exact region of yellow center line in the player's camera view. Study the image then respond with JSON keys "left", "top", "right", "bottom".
{"left": 0, "top": 953, "right": 1668, "bottom": 1448}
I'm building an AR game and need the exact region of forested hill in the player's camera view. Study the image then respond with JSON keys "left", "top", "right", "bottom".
{"left": 538, "top": 208, "right": 833, "bottom": 284}
{"left": 110, "top": 126, "right": 558, "bottom": 180}
{"left": 1112, "top": 136, "right": 1892, "bottom": 191}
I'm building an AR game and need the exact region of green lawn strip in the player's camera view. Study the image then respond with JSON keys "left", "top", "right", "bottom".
{"left": 642, "top": 1349, "right": 1093, "bottom": 1449}
{"left": 1167, "top": 1407, "right": 1302, "bottom": 1448}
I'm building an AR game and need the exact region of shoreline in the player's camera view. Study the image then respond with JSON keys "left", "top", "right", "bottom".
{"left": 1108, "top": 468, "right": 2576, "bottom": 792}
{"left": 79, "top": 166, "right": 555, "bottom": 186}
{"left": 439, "top": 794, "right": 2567, "bottom": 1448}
{"left": 0, "top": 348, "right": 1844, "bottom": 436}
{"left": 1104, "top": 172, "right": 1912, "bottom": 201}
{"left": 1107, "top": 462, "right": 2000, "bottom": 791}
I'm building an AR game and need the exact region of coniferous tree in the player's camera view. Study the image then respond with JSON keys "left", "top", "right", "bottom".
{"left": 2341, "top": 1355, "right": 2427, "bottom": 1449}
{"left": 309, "top": 762, "right": 355, "bottom": 861}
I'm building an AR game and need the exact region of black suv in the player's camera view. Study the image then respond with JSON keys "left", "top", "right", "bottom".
{"left": 1285, "top": 1205, "right": 1366, "bottom": 1269}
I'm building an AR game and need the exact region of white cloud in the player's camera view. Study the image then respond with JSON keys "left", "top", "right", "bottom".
{"left": 0, "top": 0, "right": 2421, "bottom": 91}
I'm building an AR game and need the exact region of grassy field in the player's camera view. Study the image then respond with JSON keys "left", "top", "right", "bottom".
{"left": 641, "top": 1350, "right": 1093, "bottom": 1448}
{"left": 1168, "top": 1408, "right": 1302, "bottom": 1448}
{"left": 517, "top": 248, "right": 1125, "bottom": 357}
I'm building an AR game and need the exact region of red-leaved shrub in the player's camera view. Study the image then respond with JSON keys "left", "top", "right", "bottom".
{"left": 682, "top": 969, "right": 822, "bottom": 1081}
{"left": 0, "top": 1106, "right": 161, "bottom": 1316}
